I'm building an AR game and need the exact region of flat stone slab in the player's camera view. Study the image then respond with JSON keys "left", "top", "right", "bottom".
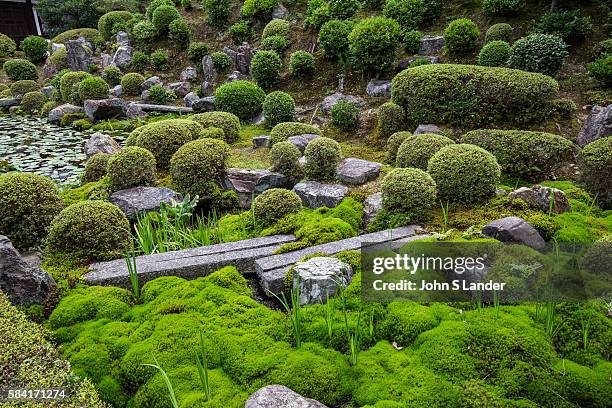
{"left": 246, "top": 385, "right": 328, "bottom": 408}
{"left": 131, "top": 103, "right": 193, "bottom": 114}
{"left": 293, "top": 181, "right": 348, "bottom": 209}
{"left": 337, "top": 158, "right": 382, "bottom": 185}
{"left": 0, "top": 98, "right": 21, "bottom": 107}
{"left": 85, "top": 234, "right": 297, "bottom": 287}
{"left": 256, "top": 225, "right": 426, "bottom": 296}
{"left": 224, "top": 168, "right": 292, "bottom": 208}
{"left": 109, "top": 186, "right": 182, "bottom": 220}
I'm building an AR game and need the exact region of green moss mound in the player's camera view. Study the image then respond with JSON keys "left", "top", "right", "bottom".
{"left": 51, "top": 28, "right": 99, "bottom": 45}
{"left": 107, "top": 146, "right": 157, "bottom": 191}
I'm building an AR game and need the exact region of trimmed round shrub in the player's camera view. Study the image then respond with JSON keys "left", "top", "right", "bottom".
{"left": 148, "top": 84, "right": 176, "bottom": 105}
{"left": 240, "top": 0, "right": 279, "bottom": 19}
{"left": 230, "top": 21, "right": 251, "bottom": 45}
{"left": 83, "top": 153, "right": 111, "bottom": 183}
{"left": 98, "top": 11, "right": 133, "bottom": 40}
{"left": 214, "top": 80, "right": 265, "bottom": 120}
{"left": 3, "top": 59, "right": 38, "bottom": 81}
{"left": 10, "top": 80, "right": 39, "bottom": 96}
{"left": 253, "top": 188, "right": 302, "bottom": 226}
{"left": 391, "top": 64, "right": 559, "bottom": 128}
{"left": 191, "top": 112, "right": 240, "bottom": 143}
{"left": 263, "top": 19, "right": 290, "bottom": 39}
{"left": 200, "top": 127, "right": 225, "bottom": 139}
{"left": 396, "top": 133, "right": 454, "bottom": 170}
{"left": 482, "top": 0, "right": 525, "bottom": 16}
{"left": 381, "top": 168, "right": 436, "bottom": 219}
{"left": 427, "top": 144, "right": 501, "bottom": 204}
{"left": 579, "top": 137, "right": 612, "bottom": 209}
{"left": 131, "top": 51, "right": 149, "bottom": 71}
{"left": 534, "top": 10, "right": 592, "bottom": 43}
{"left": 331, "top": 100, "right": 360, "bottom": 130}
{"left": 318, "top": 19, "right": 352, "bottom": 60}
{"left": 328, "top": 0, "right": 360, "bottom": 20}
{"left": 270, "top": 142, "right": 303, "bottom": 180}
{"left": 0, "top": 172, "right": 64, "bottom": 249}
{"left": 132, "top": 119, "right": 203, "bottom": 168}
{"left": 263, "top": 91, "right": 295, "bottom": 127}
{"left": 20, "top": 91, "right": 46, "bottom": 113}
{"left": 386, "top": 131, "right": 412, "bottom": 163}
{"left": 304, "top": 136, "right": 342, "bottom": 181}
{"left": 477, "top": 40, "right": 512, "bottom": 67}
{"left": 46, "top": 201, "right": 130, "bottom": 260}
{"left": 107, "top": 146, "right": 157, "bottom": 191}
{"left": 59, "top": 71, "right": 91, "bottom": 103}
{"left": 203, "top": 0, "right": 231, "bottom": 27}
{"left": 20, "top": 35, "right": 48, "bottom": 63}
{"left": 289, "top": 51, "right": 315, "bottom": 77}
{"left": 102, "top": 66, "right": 122, "bottom": 86}
{"left": 50, "top": 28, "right": 99, "bottom": 45}
{"left": 460, "top": 129, "right": 575, "bottom": 180}
{"left": 250, "top": 50, "right": 282, "bottom": 88}
{"left": 508, "top": 34, "right": 568, "bottom": 77}
{"left": 47, "top": 48, "right": 68, "bottom": 69}
{"left": 211, "top": 51, "right": 233, "bottom": 73}
{"left": 588, "top": 55, "right": 612, "bottom": 86}
{"left": 260, "top": 35, "right": 289, "bottom": 55}
{"left": 383, "top": 0, "right": 424, "bottom": 31}
{"left": 188, "top": 41, "right": 209, "bottom": 62}
{"left": 444, "top": 18, "right": 480, "bottom": 55}
{"left": 169, "top": 138, "right": 230, "bottom": 198}
{"left": 131, "top": 21, "right": 157, "bottom": 47}
{"left": 404, "top": 30, "right": 423, "bottom": 54}
{"left": 146, "top": 0, "right": 175, "bottom": 19}
{"left": 378, "top": 102, "right": 405, "bottom": 140}
{"left": 485, "top": 23, "right": 513, "bottom": 43}
{"left": 349, "top": 17, "right": 401, "bottom": 73}
{"left": 0, "top": 32, "right": 16, "bottom": 58}
{"left": 152, "top": 5, "right": 181, "bottom": 34}
{"left": 78, "top": 77, "right": 109, "bottom": 101}
{"left": 120, "top": 72, "right": 145, "bottom": 96}
{"left": 169, "top": 18, "right": 191, "bottom": 49}
{"left": 150, "top": 50, "right": 169, "bottom": 70}
{"left": 270, "top": 122, "right": 321, "bottom": 145}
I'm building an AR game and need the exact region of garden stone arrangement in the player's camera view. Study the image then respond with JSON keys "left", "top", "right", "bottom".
{"left": 0, "top": 1, "right": 611, "bottom": 408}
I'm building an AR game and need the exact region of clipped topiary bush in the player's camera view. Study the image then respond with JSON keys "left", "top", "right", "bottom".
{"left": 270, "top": 122, "right": 321, "bottom": 145}
{"left": 396, "top": 133, "right": 455, "bottom": 170}
{"left": 147, "top": 84, "right": 175, "bottom": 104}
{"left": 304, "top": 136, "right": 342, "bottom": 181}
{"left": 289, "top": 51, "right": 315, "bottom": 77}
{"left": 254, "top": 188, "right": 302, "bottom": 226}
{"left": 508, "top": 33, "right": 568, "bottom": 77}
{"left": 230, "top": 20, "right": 251, "bottom": 45}
{"left": 444, "top": 18, "right": 480, "bottom": 55}
{"left": 331, "top": 100, "right": 360, "bottom": 130}
{"left": 20, "top": 91, "right": 46, "bottom": 113}
{"left": 427, "top": 144, "right": 501, "bottom": 204}
{"left": 146, "top": 0, "right": 175, "bottom": 19}
{"left": 391, "top": 64, "right": 559, "bottom": 128}
{"left": 241, "top": 0, "right": 279, "bottom": 20}
{"left": 318, "top": 19, "right": 352, "bottom": 60}
{"left": 98, "top": 10, "right": 133, "bottom": 40}
{"left": 381, "top": 168, "right": 436, "bottom": 219}
{"left": 378, "top": 102, "right": 405, "bottom": 140}
{"left": 83, "top": 153, "right": 111, "bottom": 183}
{"left": 107, "top": 146, "right": 157, "bottom": 191}
{"left": 588, "top": 55, "right": 612, "bottom": 86}
{"left": 19, "top": 35, "right": 48, "bottom": 63}
{"left": 349, "top": 17, "right": 401, "bottom": 73}
{"left": 102, "top": 66, "right": 122, "bottom": 86}
{"left": 203, "top": 0, "right": 231, "bottom": 27}
{"left": 150, "top": 50, "right": 170, "bottom": 70}
{"left": 250, "top": 50, "right": 282, "bottom": 88}
{"left": 200, "top": 127, "right": 225, "bottom": 139}
{"left": 385, "top": 131, "right": 411, "bottom": 163}
{"left": 270, "top": 142, "right": 303, "bottom": 180}
{"left": 482, "top": 0, "right": 525, "bottom": 16}
{"left": 131, "top": 21, "right": 157, "bottom": 47}
{"left": 46, "top": 201, "right": 130, "bottom": 260}
{"left": 191, "top": 111, "right": 241, "bottom": 143}
{"left": 169, "top": 18, "right": 191, "bottom": 49}
{"left": 534, "top": 10, "right": 592, "bottom": 43}
{"left": 460, "top": 129, "right": 575, "bottom": 180}
{"left": 383, "top": 0, "right": 425, "bottom": 31}
{"left": 152, "top": 5, "right": 181, "bottom": 34}
{"left": 485, "top": 23, "right": 513, "bottom": 43}
{"left": 263, "top": 91, "right": 295, "bottom": 127}
{"left": 211, "top": 51, "right": 233, "bottom": 73}
{"left": 0, "top": 32, "right": 16, "bottom": 58}
{"left": 120, "top": 72, "right": 145, "bottom": 96}
{"left": 0, "top": 172, "right": 64, "bottom": 249}
{"left": 169, "top": 138, "right": 230, "bottom": 198}
{"left": 78, "top": 76, "right": 109, "bottom": 101}
{"left": 263, "top": 19, "right": 290, "bottom": 39}
{"left": 59, "top": 71, "right": 91, "bottom": 104}
{"left": 260, "top": 35, "right": 289, "bottom": 55}
{"left": 3, "top": 59, "right": 38, "bottom": 81}
{"left": 578, "top": 137, "right": 611, "bottom": 209}
{"left": 9, "top": 80, "right": 39, "bottom": 96}
{"left": 477, "top": 40, "right": 512, "bottom": 67}
{"left": 50, "top": 28, "right": 99, "bottom": 45}
{"left": 187, "top": 41, "right": 209, "bottom": 62}
{"left": 404, "top": 30, "right": 423, "bottom": 54}
{"left": 214, "top": 80, "right": 265, "bottom": 120}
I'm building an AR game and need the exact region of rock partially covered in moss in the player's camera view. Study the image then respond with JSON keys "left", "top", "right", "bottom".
{"left": 270, "top": 122, "right": 321, "bottom": 146}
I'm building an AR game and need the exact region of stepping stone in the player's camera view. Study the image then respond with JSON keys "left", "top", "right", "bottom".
{"left": 109, "top": 186, "right": 182, "bottom": 220}
{"left": 246, "top": 385, "right": 328, "bottom": 408}
{"left": 293, "top": 181, "right": 348, "bottom": 209}
{"left": 293, "top": 256, "right": 353, "bottom": 305}
{"left": 287, "top": 134, "right": 319, "bottom": 153}
{"left": 252, "top": 135, "right": 270, "bottom": 148}
{"left": 256, "top": 225, "right": 426, "bottom": 296}
{"left": 483, "top": 217, "right": 546, "bottom": 250}
{"left": 224, "top": 168, "right": 293, "bottom": 208}
{"left": 85, "top": 234, "right": 297, "bottom": 287}
{"left": 337, "top": 158, "right": 382, "bottom": 185}
{"left": 366, "top": 79, "right": 392, "bottom": 97}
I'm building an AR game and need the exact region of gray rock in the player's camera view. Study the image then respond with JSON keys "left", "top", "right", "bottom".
{"left": 222, "top": 46, "right": 237, "bottom": 61}
{"left": 140, "top": 89, "right": 151, "bottom": 103}
{"left": 66, "top": 38, "right": 93, "bottom": 72}
{"left": 132, "top": 103, "right": 193, "bottom": 114}
{"left": 181, "top": 66, "right": 198, "bottom": 82}
{"left": 100, "top": 53, "right": 114, "bottom": 69}
{"left": 110, "top": 84, "right": 123, "bottom": 97}
{"left": 112, "top": 45, "right": 132, "bottom": 69}
{"left": 249, "top": 111, "right": 266, "bottom": 125}
{"left": 192, "top": 96, "right": 216, "bottom": 113}
{"left": 165, "top": 81, "right": 191, "bottom": 98}
{"left": 142, "top": 76, "right": 163, "bottom": 91}
{"left": 245, "top": 385, "right": 328, "bottom": 408}
{"left": 41, "top": 85, "right": 55, "bottom": 98}
{"left": 419, "top": 35, "right": 445, "bottom": 54}
{"left": 0, "top": 235, "right": 56, "bottom": 306}
{"left": 366, "top": 79, "right": 392, "bottom": 97}
{"left": 224, "top": 168, "right": 293, "bottom": 208}
{"left": 577, "top": 105, "right": 612, "bottom": 147}
{"left": 41, "top": 63, "right": 58, "bottom": 79}
{"left": 110, "top": 187, "right": 182, "bottom": 220}
{"left": 116, "top": 31, "right": 129, "bottom": 46}
{"left": 51, "top": 42, "right": 65, "bottom": 53}
{"left": 84, "top": 98, "right": 126, "bottom": 122}
{"left": 201, "top": 55, "right": 216, "bottom": 85}
{"left": 362, "top": 192, "right": 382, "bottom": 228}
{"left": 48, "top": 104, "right": 82, "bottom": 123}
{"left": 253, "top": 135, "right": 271, "bottom": 148}
{"left": 413, "top": 124, "right": 442, "bottom": 135}
{"left": 398, "top": 56, "right": 439, "bottom": 69}
{"left": 320, "top": 92, "right": 365, "bottom": 113}
{"left": 226, "top": 70, "right": 248, "bottom": 82}
{"left": 483, "top": 217, "right": 547, "bottom": 250}
{"left": 184, "top": 92, "right": 199, "bottom": 108}
{"left": 84, "top": 132, "right": 120, "bottom": 158}
{"left": 272, "top": 3, "right": 290, "bottom": 19}
{"left": 287, "top": 134, "right": 320, "bottom": 153}
{"left": 126, "top": 102, "right": 147, "bottom": 119}
{"left": 235, "top": 43, "right": 254, "bottom": 75}
{"left": 337, "top": 158, "right": 382, "bottom": 185}
{"left": 8, "top": 106, "right": 19, "bottom": 114}
{"left": 508, "top": 185, "right": 571, "bottom": 214}
{"left": 294, "top": 257, "right": 353, "bottom": 305}
{"left": 0, "top": 98, "right": 20, "bottom": 107}
{"left": 293, "top": 181, "right": 348, "bottom": 209}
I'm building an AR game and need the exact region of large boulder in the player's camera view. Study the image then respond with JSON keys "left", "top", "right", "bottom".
{"left": 165, "top": 81, "right": 191, "bottom": 98}
{"left": 84, "top": 98, "right": 127, "bottom": 122}
{"left": 419, "top": 35, "right": 445, "bottom": 54}
{"left": 245, "top": 385, "right": 328, "bottom": 408}
{"left": 110, "top": 187, "right": 182, "bottom": 220}
{"left": 112, "top": 45, "right": 132, "bottom": 69}
{"left": 272, "top": 3, "right": 290, "bottom": 19}
{"left": 366, "top": 80, "right": 392, "bottom": 97}
{"left": 110, "top": 84, "right": 123, "bottom": 97}
{"left": 181, "top": 66, "right": 198, "bottom": 82}
{"left": 320, "top": 92, "right": 365, "bottom": 113}
{"left": 100, "top": 53, "right": 114, "bottom": 69}
{"left": 48, "top": 104, "right": 82, "bottom": 123}
{"left": 253, "top": 135, "right": 271, "bottom": 148}
{"left": 483, "top": 217, "right": 547, "bottom": 250}
{"left": 293, "top": 181, "right": 348, "bottom": 209}
{"left": 184, "top": 92, "right": 199, "bottom": 108}
{"left": 66, "top": 37, "right": 93, "bottom": 72}
{"left": 293, "top": 257, "right": 353, "bottom": 305}
{"left": 191, "top": 96, "right": 215, "bottom": 113}
{"left": 287, "top": 134, "right": 319, "bottom": 153}
{"left": 0, "top": 98, "right": 21, "bottom": 107}
{"left": 0, "top": 235, "right": 56, "bottom": 306}
{"left": 142, "top": 76, "right": 163, "bottom": 91}
{"left": 201, "top": 55, "right": 215, "bottom": 94}
{"left": 226, "top": 70, "right": 248, "bottom": 82}
{"left": 224, "top": 168, "right": 293, "bottom": 208}
{"left": 116, "top": 31, "right": 130, "bottom": 46}
{"left": 577, "top": 105, "right": 612, "bottom": 147}
{"left": 337, "top": 158, "right": 382, "bottom": 185}
{"left": 362, "top": 192, "right": 382, "bottom": 228}
{"left": 41, "top": 85, "right": 55, "bottom": 98}
{"left": 235, "top": 42, "right": 254, "bottom": 75}
{"left": 126, "top": 102, "right": 146, "bottom": 119}
{"left": 84, "top": 132, "right": 120, "bottom": 158}
{"left": 508, "top": 185, "right": 571, "bottom": 214}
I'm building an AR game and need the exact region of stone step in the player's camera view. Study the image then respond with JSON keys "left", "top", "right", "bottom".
{"left": 255, "top": 225, "right": 427, "bottom": 296}
{"left": 131, "top": 103, "right": 193, "bottom": 114}
{"left": 84, "top": 234, "right": 296, "bottom": 287}
{"left": 0, "top": 98, "right": 21, "bottom": 107}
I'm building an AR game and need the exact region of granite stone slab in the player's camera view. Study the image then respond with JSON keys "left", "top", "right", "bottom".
{"left": 131, "top": 103, "right": 193, "bottom": 114}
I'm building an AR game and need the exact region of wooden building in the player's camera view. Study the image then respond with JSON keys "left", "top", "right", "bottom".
{"left": 0, "top": 0, "right": 44, "bottom": 44}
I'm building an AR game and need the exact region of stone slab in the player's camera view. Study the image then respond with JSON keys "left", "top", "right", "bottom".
{"left": 131, "top": 103, "right": 193, "bottom": 114}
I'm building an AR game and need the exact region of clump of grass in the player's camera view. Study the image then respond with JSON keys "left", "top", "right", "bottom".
{"left": 195, "top": 330, "right": 211, "bottom": 401}
{"left": 124, "top": 240, "right": 140, "bottom": 301}
{"left": 143, "top": 356, "right": 179, "bottom": 408}
{"left": 273, "top": 275, "right": 303, "bottom": 349}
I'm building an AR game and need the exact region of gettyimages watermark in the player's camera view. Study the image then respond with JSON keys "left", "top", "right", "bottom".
{"left": 361, "top": 240, "right": 611, "bottom": 303}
